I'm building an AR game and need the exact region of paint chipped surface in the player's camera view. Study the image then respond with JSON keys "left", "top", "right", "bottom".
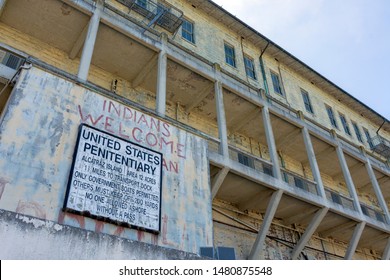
{"left": 0, "top": 67, "right": 213, "bottom": 254}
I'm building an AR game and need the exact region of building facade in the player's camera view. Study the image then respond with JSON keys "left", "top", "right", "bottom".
{"left": 0, "top": 0, "right": 389, "bottom": 260}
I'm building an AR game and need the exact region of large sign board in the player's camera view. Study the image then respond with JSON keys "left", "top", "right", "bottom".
{"left": 64, "top": 124, "right": 162, "bottom": 233}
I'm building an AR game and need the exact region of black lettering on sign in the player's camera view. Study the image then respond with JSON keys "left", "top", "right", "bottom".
{"left": 64, "top": 124, "right": 163, "bottom": 233}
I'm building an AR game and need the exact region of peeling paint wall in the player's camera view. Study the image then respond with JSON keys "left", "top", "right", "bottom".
{"left": 0, "top": 209, "right": 205, "bottom": 260}
{"left": 0, "top": 66, "right": 213, "bottom": 257}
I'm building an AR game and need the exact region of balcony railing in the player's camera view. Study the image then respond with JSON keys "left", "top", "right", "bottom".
{"left": 371, "top": 135, "right": 390, "bottom": 159}
{"left": 282, "top": 170, "right": 318, "bottom": 195}
{"left": 360, "top": 203, "right": 387, "bottom": 224}
{"left": 117, "top": 0, "right": 183, "bottom": 33}
{"left": 229, "top": 146, "right": 274, "bottom": 177}
{"left": 324, "top": 188, "right": 355, "bottom": 211}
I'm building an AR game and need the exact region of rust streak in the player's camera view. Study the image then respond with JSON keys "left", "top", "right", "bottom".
{"left": 16, "top": 200, "right": 46, "bottom": 219}
{"left": 137, "top": 230, "right": 145, "bottom": 241}
{"left": 95, "top": 221, "right": 104, "bottom": 233}
{"left": 114, "top": 226, "right": 125, "bottom": 237}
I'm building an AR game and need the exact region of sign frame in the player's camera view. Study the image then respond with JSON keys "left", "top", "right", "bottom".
{"left": 63, "top": 124, "right": 163, "bottom": 234}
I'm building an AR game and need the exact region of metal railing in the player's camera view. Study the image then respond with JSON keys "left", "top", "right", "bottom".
{"left": 324, "top": 188, "right": 355, "bottom": 211}
{"left": 360, "top": 203, "right": 386, "bottom": 224}
{"left": 228, "top": 145, "right": 274, "bottom": 177}
{"left": 371, "top": 135, "right": 390, "bottom": 159}
{"left": 282, "top": 169, "right": 318, "bottom": 195}
{"left": 117, "top": 0, "right": 183, "bottom": 33}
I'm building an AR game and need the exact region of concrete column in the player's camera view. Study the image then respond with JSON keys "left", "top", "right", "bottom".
{"left": 211, "top": 167, "right": 229, "bottom": 199}
{"left": 333, "top": 132, "right": 362, "bottom": 214}
{"left": 77, "top": 0, "right": 103, "bottom": 81}
{"left": 364, "top": 157, "right": 390, "bottom": 224}
{"left": 156, "top": 33, "right": 168, "bottom": 116}
{"left": 0, "top": 0, "right": 7, "bottom": 18}
{"left": 382, "top": 237, "right": 390, "bottom": 260}
{"left": 301, "top": 126, "right": 326, "bottom": 198}
{"left": 248, "top": 189, "right": 283, "bottom": 259}
{"left": 344, "top": 222, "right": 365, "bottom": 259}
{"left": 214, "top": 64, "right": 229, "bottom": 157}
{"left": 291, "top": 207, "right": 328, "bottom": 259}
{"left": 262, "top": 106, "right": 282, "bottom": 179}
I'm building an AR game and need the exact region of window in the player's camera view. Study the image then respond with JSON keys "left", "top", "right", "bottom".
{"left": 363, "top": 127, "right": 374, "bottom": 149}
{"left": 181, "top": 19, "right": 195, "bottom": 43}
{"left": 301, "top": 89, "right": 314, "bottom": 114}
{"left": 339, "top": 113, "right": 351, "bottom": 136}
{"left": 361, "top": 204, "right": 369, "bottom": 216}
{"left": 244, "top": 55, "right": 256, "bottom": 80}
{"left": 224, "top": 43, "right": 236, "bottom": 67}
{"left": 263, "top": 165, "right": 273, "bottom": 176}
{"left": 330, "top": 192, "right": 342, "bottom": 205}
{"left": 352, "top": 122, "right": 363, "bottom": 143}
{"left": 325, "top": 105, "right": 338, "bottom": 128}
{"left": 238, "top": 153, "right": 254, "bottom": 169}
{"left": 136, "top": 0, "right": 147, "bottom": 8}
{"left": 271, "top": 71, "right": 283, "bottom": 95}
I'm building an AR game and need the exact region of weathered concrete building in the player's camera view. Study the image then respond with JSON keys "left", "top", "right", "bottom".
{"left": 0, "top": 0, "right": 389, "bottom": 260}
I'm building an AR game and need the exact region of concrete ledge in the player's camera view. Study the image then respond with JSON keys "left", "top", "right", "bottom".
{"left": 0, "top": 209, "right": 205, "bottom": 260}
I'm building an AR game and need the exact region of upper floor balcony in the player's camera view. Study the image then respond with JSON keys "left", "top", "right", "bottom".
{"left": 372, "top": 135, "right": 390, "bottom": 160}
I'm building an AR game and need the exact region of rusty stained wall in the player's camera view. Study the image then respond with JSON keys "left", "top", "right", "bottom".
{"left": 0, "top": 66, "right": 213, "bottom": 256}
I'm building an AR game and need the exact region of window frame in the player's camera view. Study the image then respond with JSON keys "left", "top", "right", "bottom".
{"left": 352, "top": 121, "right": 363, "bottom": 143}
{"left": 363, "top": 127, "right": 374, "bottom": 149}
{"left": 136, "top": 0, "right": 147, "bottom": 9}
{"left": 300, "top": 89, "right": 314, "bottom": 114}
{"left": 243, "top": 55, "right": 256, "bottom": 80}
{"left": 270, "top": 71, "right": 283, "bottom": 96}
{"left": 224, "top": 43, "right": 236, "bottom": 68}
{"left": 339, "top": 113, "right": 351, "bottom": 136}
{"left": 181, "top": 18, "right": 195, "bottom": 44}
{"left": 325, "top": 105, "right": 338, "bottom": 129}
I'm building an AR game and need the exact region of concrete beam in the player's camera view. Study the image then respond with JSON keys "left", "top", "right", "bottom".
{"left": 132, "top": 53, "right": 158, "bottom": 88}
{"left": 335, "top": 140, "right": 362, "bottom": 214}
{"left": 211, "top": 167, "right": 229, "bottom": 199}
{"left": 359, "top": 233, "right": 390, "bottom": 247}
{"left": 344, "top": 222, "right": 365, "bottom": 259}
{"left": 238, "top": 190, "right": 272, "bottom": 212}
{"left": 262, "top": 106, "right": 282, "bottom": 180}
{"left": 291, "top": 207, "right": 328, "bottom": 259}
{"left": 383, "top": 237, "right": 390, "bottom": 260}
{"left": 185, "top": 83, "right": 213, "bottom": 113}
{"left": 360, "top": 176, "right": 389, "bottom": 192}
{"left": 69, "top": 23, "right": 89, "bottom": 59}
{"left": 319, "top": 221, "right": 356, "bottom": 237}
{"left": 228, "top": 107, "right": 261, "bottom": 134}
{"left": 77, "top": 0, "right": 103, "bottom": 81}
{"left": 301, "top": 126, "right": 326, "bottom": 198}
{"left": 284, "top": 207, "right": 318, "bottom": 225}
{"left": 214, "top": 65, "right": 229, "bottom": 158}
{"left": 156, "top": 34, "right": 168, "bottom": 116}
{"left": 365, "top": 158, "right": 390, "bottom": 224}
{"left": 248, "top": 189, "right": 283, "bottom": 260}
{"left": 333, "top": 162, "right": 364, "bottom": 180}
{"left": 275, "top": 129, "right": 301, "bottom": 149}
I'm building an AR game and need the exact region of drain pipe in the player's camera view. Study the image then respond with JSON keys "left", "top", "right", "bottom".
{"left": 376, "top": 119, "right": 386, "bottom": 136}
{"left": 259, "top": 41, "right": 270, "bottom": 97}
{"left": 0, "top": 63, "right": 32, "bottom": 97}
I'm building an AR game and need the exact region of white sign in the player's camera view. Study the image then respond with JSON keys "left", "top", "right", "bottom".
{"left": 64, "top": 124, "right": 162, "bottom": 233}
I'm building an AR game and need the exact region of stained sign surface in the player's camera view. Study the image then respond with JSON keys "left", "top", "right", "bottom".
{"left": 64, "top": 124, "right": 162, "bottom": 233}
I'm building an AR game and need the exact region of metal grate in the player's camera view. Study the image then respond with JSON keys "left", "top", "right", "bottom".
{"left": 0, "top": 51, "right": 23, "bottom": 70}
{"left": 371, "top": 135, "right": 390, "bottom": 159}
{"left": 117, "top": 0, "right": 183, "bottom": 33}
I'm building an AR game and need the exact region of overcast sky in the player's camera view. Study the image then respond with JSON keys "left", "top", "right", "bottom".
{"left": 212, "top": 0, "right": 390, "bottom": 120}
